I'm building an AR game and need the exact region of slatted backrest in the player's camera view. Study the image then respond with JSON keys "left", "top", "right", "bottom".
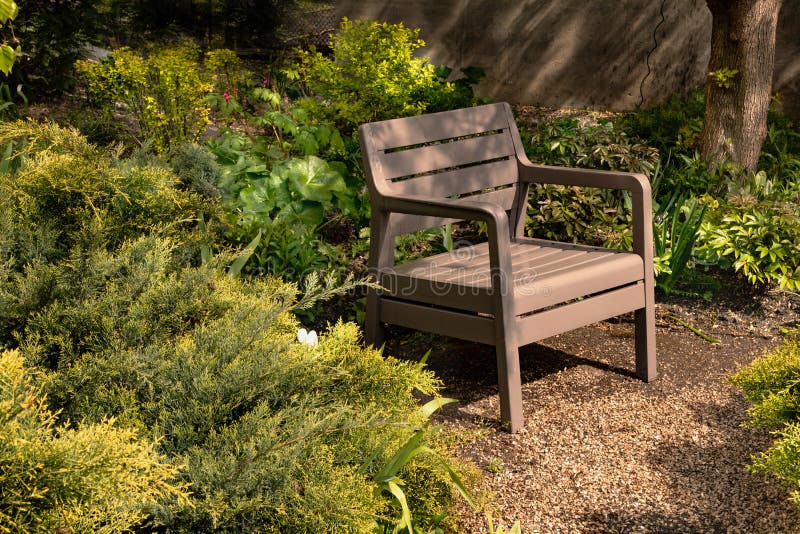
{"left": 360, "top": 103, "right": 521, "bottom": 236}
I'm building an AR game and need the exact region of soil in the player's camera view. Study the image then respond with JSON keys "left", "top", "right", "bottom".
{"left": 383, "top": 272, "right": 800, "bottom": 533}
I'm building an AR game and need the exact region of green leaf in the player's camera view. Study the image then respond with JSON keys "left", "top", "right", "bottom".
{"left": 294, "top": 130, "right": 319, "bottom": 156}
{"left": 386, "top": 480, "right": 414, "bottom": 533}
{"left": 0, "top": 43, "right": 16, "bottom": 75}
{"left": 419, "top": 397, "right": 457, "bottom": 419}
{"left": 275, "top": 200, "right": 324, "bottom": 228}
{"left": 238, "top": 179, "right": 276, "bottom": 215}
{"left": 281, "top": 156, "right": 347, "bottom": 203}
{"left": 0, "top": 0, "right": 18, "bottom": 23}
{"left": 228, "top": 230, "right": 262, "bottom": 278}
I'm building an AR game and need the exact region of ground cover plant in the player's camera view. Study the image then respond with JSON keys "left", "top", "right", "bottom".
{"left": 519, "top": 94, "right": 800, "bottom": 294}
{"left": 0, "top": 121, "right": 473, "bottom": 532}
{"left": 733, "top": 336, "right": 800, "bottom": 505}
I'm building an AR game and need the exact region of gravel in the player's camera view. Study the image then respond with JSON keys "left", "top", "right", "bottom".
{"left": 386, "top": 282, "right": 800, "bottom": 532}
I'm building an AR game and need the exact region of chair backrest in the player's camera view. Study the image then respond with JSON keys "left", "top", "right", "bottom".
{"left": 359, "top": 103, "right": 523, "bottom": 236}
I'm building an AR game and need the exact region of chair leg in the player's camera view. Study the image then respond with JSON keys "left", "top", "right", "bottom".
{"left": 364, "top": 288, "right": 384, "bottom": 348}
{"left": 634, "top": 304, "right": 656, "bottom": 382}
{"left": 496, "top": 334, "right": 523, "bottom": 433}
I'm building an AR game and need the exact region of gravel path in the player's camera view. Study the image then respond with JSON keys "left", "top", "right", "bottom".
{"left": 387, "top": 285, "right": 800, "bottom": 532}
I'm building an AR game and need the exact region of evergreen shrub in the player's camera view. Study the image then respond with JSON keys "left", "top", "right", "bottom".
{"left": 0, "top": 120, "right": 470, "bottom": 531}
{"left": 0, "top": 349, "right": 187, "bottom": 532}
{"left": 733, "top": 338, "right": 800, "bottom": 506}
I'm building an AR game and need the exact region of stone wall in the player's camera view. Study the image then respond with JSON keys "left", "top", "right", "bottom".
{"left": 336, "top": 0, "right": 800, "bottom": 116}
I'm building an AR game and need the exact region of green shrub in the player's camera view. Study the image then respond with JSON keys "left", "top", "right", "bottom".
{"left": 296, "top": 18, "right": 477, "bottom": 134}
{"left": 0, "top": 348, "right": 188, "bottom": 532}
{"left": 732, "top": 338, "right": 800, "bottom": 428}
{"left": 732, "top": 338, "right": 800, "bottom": 506}
{"left": 0, "top": 119, "right": 206, "bottom": 249}
{"left": 75, "top": 42, "right": 212, "bottom": 153}
{"left": 697, "top": 198, "right": 800, "bottom": 290}
{"left": 617, "top": 90, "right": 706, "bottom": 157}
{"left": 167, "top": 141, "right": 225, "bottom": 199}
{"left": 19, "top": 249, "right": 462, "bottom": 531}
{"left": 0, "top": 120, "right": 474, "bottom": 531}
{"left": 205, "top": 92, "right": 356, "bottom": 280}
{"left": 749, "top": 422, "right": 800, "bottom": 506}
{"left": 522, "top": 118, "right": 658, "bottom": 246}
{"left": 203, "top": 48, "right": 253, "bottom": 124}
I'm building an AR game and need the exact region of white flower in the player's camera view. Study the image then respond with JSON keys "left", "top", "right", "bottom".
{"left": 297, "top": 328, "right": 318, "bottom": 347}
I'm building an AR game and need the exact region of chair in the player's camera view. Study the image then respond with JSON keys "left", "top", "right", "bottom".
{"left": 358, "top": 103, "right": 656, "bottom": 432}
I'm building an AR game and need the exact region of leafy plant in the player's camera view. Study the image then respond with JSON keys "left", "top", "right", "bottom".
{"left": 651, "top": 168, "right": 707, "bottom": 294}
{"left": 296, "top": 18, "right": 478, "bottom": 134}
{"left": 208, "top": 128, "right": 353, "bottom": 280}
{"left": 1, "top": 0, "right": 96, "bottom": 95}
{"left": 204, "top": 47, "right": 252, "bottom": 125}
{"left": 0, "top": 0, "right": 19, "bottom": 75}
{"left": 428, "top": 64, "right": 489, "bottom": 112}
{"left": 697, "top": 199, "right": 800, "bottom": 290}
{"left": 524, "top": 118, "right": 658, "bottom": 175}
{"left": 523, "top": 117, "right": 658, "bottom": 247}
{"left": 617, "top": 90, "right": 706, "bottom": 157}
{"left": 708, "top": 67, "right": 739, "bottom": 89}
{"left": 251, "top": 85, "right": 346, "bottom": 161}
{"left": 75, "top": 41, "right": 212, "bottom": 153}
{"left": 0, "top": 80, "right": 25, "bottom": 118}
{"left": 369, "top": 397, "right": 475, "bottom": 533}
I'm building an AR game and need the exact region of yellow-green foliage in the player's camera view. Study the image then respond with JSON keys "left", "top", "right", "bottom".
{"left": 76, "top": 42, "right": 212, "bottom": 153}
{"left": 750, "top": 422, "right": 800, "bottom": 506}
{"left": 0, "top": 349, "right": 188, "bottom": 533}
{"left": 204, "top": 48, "right": 250, "bottom": 93}
{"left": 0, "top": 120, "right": 207, "bottom": 247}
{"left": 297, "top": 18, "right": 444, "bottom": 132}
{"left": 0, "top": 121, "right": 470, "bottom": 531}
{"left": 732, "top": 338, "right": 800, "bottom": 428}
{"left": 732, "top": 338, "right": 800, "bottom": 508}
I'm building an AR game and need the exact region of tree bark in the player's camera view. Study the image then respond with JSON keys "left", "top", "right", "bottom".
{"left": 700, "top": 0, "right": 783, "bottom": 173}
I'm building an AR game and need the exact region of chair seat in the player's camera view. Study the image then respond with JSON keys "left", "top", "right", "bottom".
{"left": 385, "top": 237, "right": 644, "bottom": 316}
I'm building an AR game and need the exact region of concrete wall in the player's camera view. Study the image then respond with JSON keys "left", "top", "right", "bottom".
{"left": 337, "top": 0, "right": 800, "bottom": 116}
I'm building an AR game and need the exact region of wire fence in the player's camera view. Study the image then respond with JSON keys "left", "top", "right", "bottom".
{"left": 275, "top": 2, "right": 337, "bottom": 50}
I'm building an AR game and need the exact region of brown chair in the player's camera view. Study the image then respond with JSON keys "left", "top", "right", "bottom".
{"left": 358, "top": 103, "right": 656, "bottom": 432}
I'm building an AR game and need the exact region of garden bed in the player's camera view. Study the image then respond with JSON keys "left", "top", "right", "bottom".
{"left": 385, "top": 272, "right": 800, "bottom": 532}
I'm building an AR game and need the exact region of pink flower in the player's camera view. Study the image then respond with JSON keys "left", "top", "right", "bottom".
{"left": 262, "top": 76, "right": 270, "bottom": 88}
{"left": 223, "top": 89, "right": 230, "bottom": 103}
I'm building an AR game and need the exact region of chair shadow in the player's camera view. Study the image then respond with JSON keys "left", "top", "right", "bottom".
{"left": 384, "top": 325, "right": 637, "bottom": 407}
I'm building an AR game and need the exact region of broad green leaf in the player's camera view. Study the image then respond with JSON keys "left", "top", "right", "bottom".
{"left": 275, "top": 200, "right": 324, "bottom": 228}
{"left": 295, "top": 130, "right": 319, "bottom": 156}
{"left": 238, "top": 179, "right": 275, "bottom": 214}
{"left": 0, "top": 43, "right": 16, "bottom": 75}
{"left": 281, "top": 156, "right": 347, "bottom": 202}
{"left": 0, "top": 0, "right": 18, "bottom": 23}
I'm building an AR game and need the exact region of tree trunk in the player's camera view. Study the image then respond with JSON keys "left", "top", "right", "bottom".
{"left": 700, "top": 0, "right": 783, "bottom": 173}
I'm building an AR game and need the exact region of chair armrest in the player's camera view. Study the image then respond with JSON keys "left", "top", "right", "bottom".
{"left": 519, "top": 161, "right": 651, "bottom": 196}
{"left": 381, "top": 194, "right": 509, "bottom": 229}
{"left": 378, "top": 194, "right": 514, "bottom": 295}
{"left": 518, "top": 161, "right": 654, "bottom": 271}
